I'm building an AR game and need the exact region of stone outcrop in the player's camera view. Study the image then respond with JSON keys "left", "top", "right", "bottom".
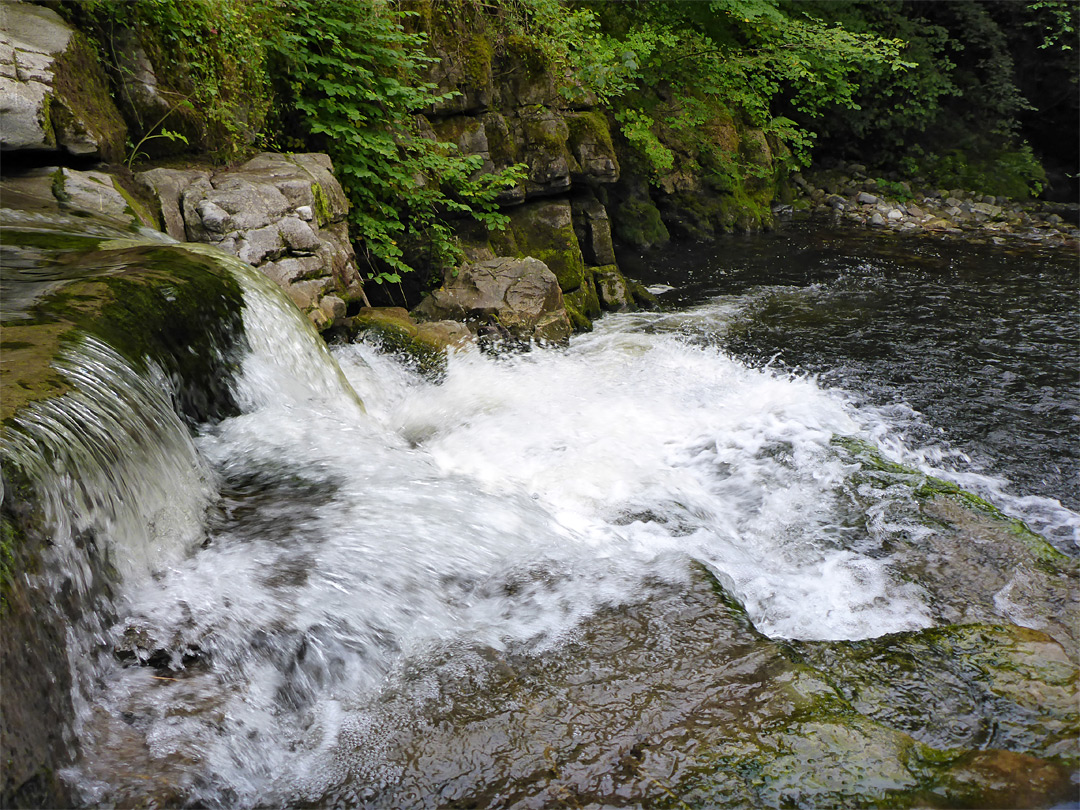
{"left": 412, "top": 256, "right": 572, "bottom": 343}
{"left": 0, "top": 1, "right": 126, "bottom": 161}
{"left": 136, "top": 153, "right": 364, "bottom": 328}
{"left": 407, "top": 21, "right": 647, "bottom": 331}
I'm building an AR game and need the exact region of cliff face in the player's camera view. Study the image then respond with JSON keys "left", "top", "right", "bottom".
{"left": 403, "top": 0, "right": 785, "bottom": 329}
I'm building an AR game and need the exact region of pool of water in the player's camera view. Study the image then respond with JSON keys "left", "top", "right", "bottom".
{"left": 620, "top": 225, "right": 1079, "bottom": 547}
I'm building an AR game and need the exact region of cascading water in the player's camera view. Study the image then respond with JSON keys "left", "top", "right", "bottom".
{"left": 3, "top": 222, "right": 1075, "bottom": 808}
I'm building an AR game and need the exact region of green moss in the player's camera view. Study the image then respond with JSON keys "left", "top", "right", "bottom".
{"left": 311, "top": 182, "right": 332, "bottom": 227}
{"left": 110, "top": 179, "right": 158, "bottom": 231}
{"left": 505, "top": 205, "right": 587, "bottom": 293}
{"left": 0, "top": 514, "right": 16, "bottom": 614}
{"left": 349, "top": 307, "right": 447, "bottom": 377}
{"left": 564, "top": 274, "right": 600, "bottom": 319}
{"left": 2, "top": 243, "right": 246, "bottom": 426}
{"left": 0, "top": 231, "right": 106, "bottom": 251}
{"left": 50, "top": 32, "right": 127, "bottom": 163}
{"left": 50, "top": 169, "right": 70, "bottom": 203}
{"left": 39, "top": 94, "right": 56, "bottom": 148}
{"left": 613, "top": 198, "right": 669, "bottom": 249}
{"left": 522, "top": 116, "right": 568, "bottom": 154}
{"left": 563, "top": 301, "right": 592, "bottom": 332}
{"left": 504, "top": 33, "right": 549, "bottom": 80}
{"left": 461, "top": 34, "right": 494, "bottom": 88}
{"left": 567, "top": 111, "right": 615, "bottom": 155}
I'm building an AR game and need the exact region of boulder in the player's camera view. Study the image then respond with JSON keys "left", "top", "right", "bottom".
{"left": 0, "top": 1, "right": 126, "bottom": 161}
{"left": 592, "top": 264, "right": 635, "bottom": 312}
{"left": 136, "top": 153, "right": 362, "bottom": 328}
{"left": 412, "top": 257, "right": 572, "bottom": 343}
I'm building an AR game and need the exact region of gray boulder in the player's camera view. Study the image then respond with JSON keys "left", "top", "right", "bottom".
{"left": 0, "top": 1, "right": 126, "bottom": 161}
{"left": 413, "top": 257, "right": 572, "bottom": 343}
{"left": 136, "top": 153, "right": 363, "bottom": 328}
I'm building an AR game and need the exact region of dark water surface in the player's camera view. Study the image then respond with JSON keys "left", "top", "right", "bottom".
{"left": 621, "top": 225, "right": 1080, "bottom": 522}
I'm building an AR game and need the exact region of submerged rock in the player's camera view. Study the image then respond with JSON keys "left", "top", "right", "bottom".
{"left": 313, "top": 571, "right": 1076, "bottom": 809}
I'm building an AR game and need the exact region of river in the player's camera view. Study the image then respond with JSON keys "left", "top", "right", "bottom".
{"left": 4, "top": 220, "right": 1076, "bottom": 807}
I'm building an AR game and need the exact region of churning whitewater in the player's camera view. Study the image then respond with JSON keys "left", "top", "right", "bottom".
{"left": 65, "top": 274, "right": 1076, "bottom": 806}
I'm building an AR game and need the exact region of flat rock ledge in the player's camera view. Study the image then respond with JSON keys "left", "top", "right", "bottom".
{"left": 136, "top": 152, "right": 364, "bottom": 329}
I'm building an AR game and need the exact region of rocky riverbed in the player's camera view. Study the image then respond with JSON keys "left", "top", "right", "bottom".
{"left": 778, "top": 161, "right": 1080, "bottom": 248}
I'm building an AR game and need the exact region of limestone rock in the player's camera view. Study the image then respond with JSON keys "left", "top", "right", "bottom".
{"left": 135, "top": 153, "right": 362, "bottom": 329}
{"left": 0, "top": 1, "right": 126, "bottom": 160}
{"left": 136, "top": 168, "right": 211, "bottom": 240}
{"left": 412, "top": 257, "right": 572, "bottom": 343}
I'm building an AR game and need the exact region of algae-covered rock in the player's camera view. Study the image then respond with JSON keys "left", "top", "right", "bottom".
{"left": 312, "top": 570, "right": 1075, "bottom": 809}
{"left": 347, "top": 306, "right": 472, "bottom": 375}
{"left": 832, "top": 437, "right": 1077, "bottom": 653}
{"left": 563, "top": 272, "right": 601, "bottom": 321}
{"left": 571, "top": 191, "right": 617, "bottom": 266}
{"left": 501, "top": 199, "right": 587, "bottom": 294}
{"left": 613, "top": 196, "right": 670, "bottom": 249}
{"left": 592, "top": 264, "right": 636, "bottom": 312}
{"left": 789, "top": 623, "right": 1078, "bottom": 764}
{"left": 412, "top": 256, "right": 571, "bottom": 343}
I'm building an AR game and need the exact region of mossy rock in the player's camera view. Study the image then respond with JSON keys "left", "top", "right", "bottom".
{"left": 592, "top": 264, "right": 636, "bottom": 312}
{"left": 564, "top": 274, "right": 601, "bottom": 321}
{"left": 563, "top": 300, "right": 593, "bottom": 332}
{"left": 2, "top": 240, "right": 246, "bottom": 426}
{"left": 613, "top": 197, "right": 670, "bottom": 249}
{"left": 505, "top": 201, "right": 587, "bottom": 293}
{"left": 787, "top": 623, "right": 1078, "bottom": 766}
{"left": 348, "top": 307, "right": 470, "bottom": 377}
{"left": 50, "top": 32, "right": 128, "bottom": 163}
{"left": 460, "top": 33, "right": 495, "bottom": 88}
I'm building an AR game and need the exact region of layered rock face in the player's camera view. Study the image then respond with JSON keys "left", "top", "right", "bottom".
{"left": 0, "top": 1, "right": 126, "bottom": 161}
{"left": 409, "top": 28, "right": 643, "bottom": 333}
{"left": 136, "top": 153, "right": 364, "bottom": 328}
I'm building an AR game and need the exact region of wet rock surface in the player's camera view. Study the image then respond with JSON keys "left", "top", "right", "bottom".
{"left": 309, "top": 572, "right": 1076, "bottom": 810}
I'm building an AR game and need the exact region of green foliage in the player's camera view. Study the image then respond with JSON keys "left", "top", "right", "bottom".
{"left": 614, "top": 109, "right": 674, "bottom": 178}
{"left": 1026, "top": 0, "right": 1078, "bottom": 50}
{"left": 267, "top": 0, "right": 525, "bottom": 282}
{"left": 872, "top": 178, "right": 915, "bottom": 203}
{"left": 900, "top": 141, "right": 1047, "bottom": 199}
{"left": 75, "top": 0, "right": 272, "bottom": 158}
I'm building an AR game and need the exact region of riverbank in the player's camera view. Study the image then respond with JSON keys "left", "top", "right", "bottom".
{"left": 785, "top": 160, "right": 1079, "bottom": 248}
